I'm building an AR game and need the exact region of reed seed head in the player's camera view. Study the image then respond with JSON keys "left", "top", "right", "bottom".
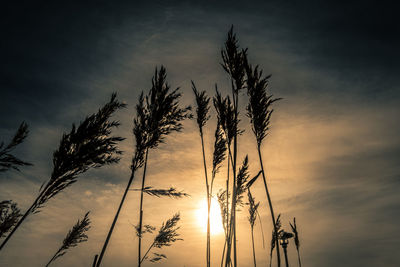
{"left": 0, "top": 200, "right": 22, "bottom": 238}
{"left": 0, "top": 122, "right": 32, "bottom": 172}
{"left": 33, "top": 93, "right": 125, "bottom": 212}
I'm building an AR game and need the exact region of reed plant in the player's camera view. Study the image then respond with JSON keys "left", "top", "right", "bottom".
{"left": 192, "top": 81, "right": 227, "bottom": 267}
{"left": 219, "top": 27, "right": 247, "bottom": 267}
{"left": 139, "top": 213, "right": 182, "bottom": 264}
{"left": 95, "top": 66, "right": 190, "bottom": 267}
{"left": 270, "top": 214, "right": 282, "bottom": 267}
{"left": 0, "top": 123, "right": 30, "bottom": 240}
{"left": 0, "top": 201, "right": 21, "bottom": 239}
{"left": 46, "top": 212, "right": 91, "bottom": 267}
{"left": 289, "top": 218, "right": 301, "bottom": 267}
{"left": 247, "top": 190, "right": 259, "bottom": 267}
{"left": 0, "top": 93, "right": 125, "bottom": 251}
{"left": 0, "top": 122, "right": 32, "bottom": 173}
{"left": 245, "top": 42, "right": 282, "bottom": 267}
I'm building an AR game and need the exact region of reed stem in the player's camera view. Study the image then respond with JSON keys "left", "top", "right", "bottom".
{"left": 251, "top": 227, "right": 257, "bottom": 267}
{"left": 96, "top": 170, "right": 136, "bottom": 267}
{"left": 138, "top": 148, "right": 149, "bottom": 267}
{"left": 257, "top": 145, "right": 280, "bottom": 267}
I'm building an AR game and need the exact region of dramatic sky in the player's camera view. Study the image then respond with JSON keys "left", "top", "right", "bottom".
{"left": 1, "top": 1, "right": 399, "bottom": 266}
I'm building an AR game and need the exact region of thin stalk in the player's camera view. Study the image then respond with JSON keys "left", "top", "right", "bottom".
{"left": 297, "top": 249, "right": 302, "bottom": 267}
{"left": 257, "top": 145, "right": 280, "bottom": 267}
{"left": 251, "top": 227, "right": 257, "bottom": 267}
{"left": 92, "top": 255, "right": 98, "bottom": 267}
{"left": 232, "top": 81, "right": 238, "bottom": 267}
{"left": 221, "top": 157, "right": 230, "bottom": 267}
{"left": 138, "top": 148, "right": 149, "bottom": 267}
{"left": 256, "top": 210, "right": 265, "bottom": 249}
{"left": 225, "top": 96, "right": 238, "bottom": 267}
{"left": 0, "top": 188, "right": 43, "bottom": 250}
{"left": 96, "top": 170, "right": 136, "bottom": 267}
{"left": 283, "top": 246, "right": 289, "bottom": 267}
{"left": 140, "top": 243, "right": 154, "bottom": 264}
{"left": 199, "top": 127, "right": 211, "bottom": 267}
{"left": 45, "top": 251, "right": 59, "bottom": 267}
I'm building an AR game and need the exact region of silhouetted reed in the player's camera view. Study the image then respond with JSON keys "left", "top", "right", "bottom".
{"left": 220, "top": 27, "right": 247, "bottom": 267}
{"left": 192, "top": 81, "right": 227, "bottom": 267}
{"left": 96, "top": 66, "right": 190, "bottom": 267}
{"left": 270, "top": 215, "right": 282, "bottom": 267}
{"left": 192, "top": 81, "right": 212, "bottom": 267}
{"left": 247, "top": 190, "right": 259, "bottom": 267}
{"left": 140, "top": 213, "right": 182, "bottom": 264}
{"left": 0, "top": 200, "right": 21, "bottom": 239}
{"left": 46, "top": 212, "right": 91, "bottom": 267}
{"left": 245, "top": 42, "right": 282, "bottom": 267}
{"left": 289, "top": 217, "right": 301, "bottom": 267}
{"left": 0, "top": 93, "right": 125, "bottom": 251}
{"left": 0, "top": 122, "right": 32, "bottom": 172}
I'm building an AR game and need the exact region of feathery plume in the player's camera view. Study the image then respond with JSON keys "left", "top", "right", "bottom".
{"left": 0, "top": 200, "right": 22, "bottom": 238}
{"left": 34, "top": 93, "right": 126, "bottom": 212}
{"left": 247, "top": 190, "right": 259, "bottom": 228}
{"left": 145, "top": 66, "right": 192, "bottom": 149}
{"left": 221, "top": 26, "right": 247, "bottom": 92}
{"left": 270, "top": 214, "right": 282, "bottom": 267}
{"left": 46, "top": 212, "right": 91, "bottom": 267}
{"left": 217, "top": 189, "right": 229, "bottom": 233}
{"left": 131, "top": 187, "right": 189, "bottom": 198}
{"left": 192, "top": 81, "right": 210, "bottom": 130}
{"left": 0, "top": 122, "right": 32, "bottom": 172}
{"left": 140, "top": 213, "right": 183, "bottom": 264}
{"left": 213, "top": 87, "right": 239, "bottom": 145}
{"left": 0, "top": 93, "right": 125, "bottom": 251}
{"left": 235, "top": 156, "right": 250, "bottom": 207}
{"left": 290, "top": 217, "right": 302, "bottom": 267}
{"left": 247, "top": 190, "right": 259, "bottom": 267}
{"left": 246, "top": 61, "right": 281, "bottom": 147}
{"left": 212, "top": 124, "right": 227, "bottom": 179}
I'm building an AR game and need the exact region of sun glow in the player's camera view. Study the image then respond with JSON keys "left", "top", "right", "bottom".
{"left": 196, "top": 198, "right": 224, "bottom": 235}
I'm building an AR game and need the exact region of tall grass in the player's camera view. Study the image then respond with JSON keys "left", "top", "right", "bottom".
{"left": 0, "top": 123, "right": 30, "bottom": 241}
{"left": 95, "top": 66, "right": 190, "bottom": 267}
{"left": 270, "top": 215, "right": 282, "bottom": 267}
{"left": 46, "top": 212, "right": 91, "bottom": 267}
{"left": 245, "top": 42, "right": 282, "bottom": 267}
{"left": 247, "top": 190, "right": 259, "bottom": 267}
{"left": 0, "top": 201, "right": 21, "bottom": 239}
{"left": 0, "top": 93, "right": 125, "bottom": 252}
{"left": 289, "top": 217, "right": 301, "bottom": 267}
{"left": 0, "top": 122, "right": 32, "bottom": 173}
{"left": 192, "top": 81, "right": 227, "bottom": 267}
{"left": 139, "top": 213, "right": 182, "bottom": 264}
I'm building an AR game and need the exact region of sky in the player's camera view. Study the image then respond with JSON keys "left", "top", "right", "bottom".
{"left": 0, "top": 1, "right": 399, "bottom": 266}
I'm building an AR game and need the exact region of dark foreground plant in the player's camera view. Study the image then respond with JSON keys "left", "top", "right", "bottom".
{"left": 0, "top": 122, "right": 32, "bottom": 172}
{"left": 290, "top": 217, "right": 301, "bottom": 267}
{"left": 140, "top": 213, "right": 182, "bottom": 264}
{"left": 247, "top": 190, "right": 259, "bottom": 267}
{"left": 270, "top": 214, "right": 282, "bottom": 267}
{"left": 0, "top": 200, "right": 22, "bottom": 239}
{"left": 192, "top": 81, "right": 227, "bottom": 267}
{"left": 246, "top": 45, "right": 281, "bottom": 267}
{"left": 46, "top": 212, "right": 91, "bottom": 267}
{"left": 95, "top": 67, "right": 190, "bottom": 267}
{"left": 0, "top": 93, "right": 125, "bottom": 251}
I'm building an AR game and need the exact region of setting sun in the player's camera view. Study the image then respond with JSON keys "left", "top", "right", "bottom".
{"left": 195, "top": 198, "right": 224, "bottom": 235}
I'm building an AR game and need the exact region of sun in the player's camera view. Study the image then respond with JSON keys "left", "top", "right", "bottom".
{"left": 195, "top": 198, "right": 224, "bottom": 235}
